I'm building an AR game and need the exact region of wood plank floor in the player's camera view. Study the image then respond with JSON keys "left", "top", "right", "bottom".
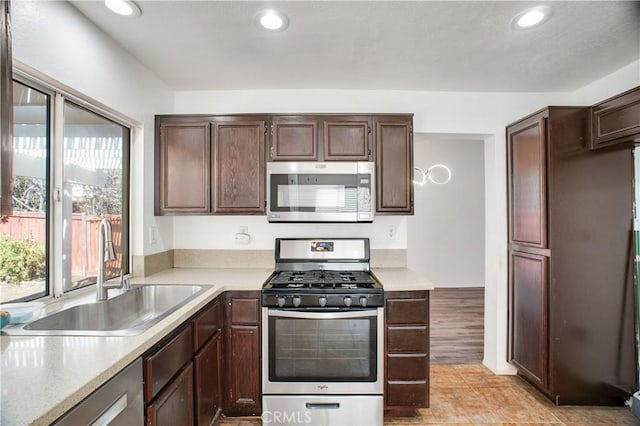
{"left": 430, "top": 286, "right": 484, "bottom": 365}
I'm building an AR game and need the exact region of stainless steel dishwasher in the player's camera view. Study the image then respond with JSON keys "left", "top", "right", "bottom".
{"left": 54, "top": 358, "right": 143, "bottom": 426}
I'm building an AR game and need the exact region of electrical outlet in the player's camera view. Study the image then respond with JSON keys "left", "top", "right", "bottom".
{"left": 239, "top": 225, "right": 248, "bottom": 234}
{"left": 387, "top": 226, "right": 396, "bottom": 239}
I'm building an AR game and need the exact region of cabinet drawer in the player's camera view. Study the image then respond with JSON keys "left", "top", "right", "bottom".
{"left": 144, "top": 325, "right": 193, "bottom": 402}
{"left": 387, "top": 354, "right": 428, "bottom": 380}
{"left": 387, "top": 326, "right": 428, "bottom": 353}
{"left": 231, "top": 297, "right": 260, "bottom": 325}
{"left": 146, "top": 362, "right": 194, "bottom": 426}
{"left": 386, "top": 381, "right": 428, "bottom": 407}
{"left": 193, "top": 300, "right": 222, "bottom": 352}
{"left": 386, "top": 298, "right": 427, "bottom": 325}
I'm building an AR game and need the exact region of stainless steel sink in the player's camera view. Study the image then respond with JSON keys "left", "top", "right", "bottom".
{"left": 1, "top": 285, "right": 212, "bottom": 336}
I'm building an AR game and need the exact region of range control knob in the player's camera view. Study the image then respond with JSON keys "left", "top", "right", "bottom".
{"left": 359, "top": 296, "right": 368, "bottom": 308}
{"left": 277, "top": 296, "right": 286, "bottom": 307}
{"left": 318, "top": 296, "right": 327, "bottom": 307}
{"left": 343, "top": 296, "right": 353, "bottom": 307}
{"left": 293, "top": 296, "right": 302, "bottom": 307}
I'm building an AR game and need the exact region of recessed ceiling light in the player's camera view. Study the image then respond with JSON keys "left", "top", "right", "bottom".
{"left": 256, "top": 9, "right": 289, "bottom": 32}
{"left": 104, "top": 0, "right": 141, "bottom": 17}
{"left": 513, "top": 6, "right": 551, "bottom": 29}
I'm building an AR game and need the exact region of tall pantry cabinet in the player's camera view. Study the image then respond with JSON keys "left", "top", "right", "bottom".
{"left": 507, "top": 107, "right": 637, "bottom": 405}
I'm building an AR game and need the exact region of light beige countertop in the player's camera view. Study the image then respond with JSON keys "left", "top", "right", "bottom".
{"left": 372, "top": 267, "right": 434, "bottom": 291}
{"left": 0, "top": 266, "right": 430, "bottom": 425}
{"left": 0, "top": 268, "right": 272, "bottom": 426}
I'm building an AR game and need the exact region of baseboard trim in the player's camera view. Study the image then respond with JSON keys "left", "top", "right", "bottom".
{"left": 482, "top": 359, "right": 518, "bottom": 375}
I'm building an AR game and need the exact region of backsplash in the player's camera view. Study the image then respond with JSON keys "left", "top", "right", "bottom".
{"left": 132, "top": 249, "right": 406, "bottom": 277}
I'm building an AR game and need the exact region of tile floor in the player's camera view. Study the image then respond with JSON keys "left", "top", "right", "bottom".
{"left": 217, "top": 364, "right": 640, "bottom": 425}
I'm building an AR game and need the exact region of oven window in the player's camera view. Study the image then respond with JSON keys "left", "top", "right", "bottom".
{"left": 269, "top": 315, "right": 377, "bottom": 382}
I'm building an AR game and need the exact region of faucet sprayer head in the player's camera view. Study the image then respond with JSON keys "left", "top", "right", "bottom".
{"left": 104, "top": 242, "right": 117, "bottom": 261}
{"left": 100, "top": 218, "right": 117, "bottom": 261}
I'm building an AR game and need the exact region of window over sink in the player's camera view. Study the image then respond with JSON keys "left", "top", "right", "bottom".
{"left": 0, "top": 76, "right": 130, "bottom": 303}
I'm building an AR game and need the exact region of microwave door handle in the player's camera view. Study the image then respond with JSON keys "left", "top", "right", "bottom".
{"left": 268, "top": 309, "right": 378, "bottom": 320}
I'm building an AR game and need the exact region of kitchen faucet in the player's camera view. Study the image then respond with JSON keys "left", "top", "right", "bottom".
{"left": 96, "top": 218, "right": 128, "bottom": 301}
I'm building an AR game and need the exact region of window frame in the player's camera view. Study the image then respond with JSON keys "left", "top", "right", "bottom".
{"left": 7, "top": 77, "right": 53, "bottom": 301}
{"left": 7, "top": 69, "right": 133, "bottom": 302}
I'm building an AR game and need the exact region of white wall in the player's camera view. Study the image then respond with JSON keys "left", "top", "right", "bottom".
{"left": 407, "top": 134, "right": 485, "bottom": 287}
{"left": 172, "top": 215, "right": 406, "bottom": 250}
{"left": 10, "top": 0, "right": 174, "bottom": 257}
{"left": 570, "top": 60, "right": 640, "bottom": 105}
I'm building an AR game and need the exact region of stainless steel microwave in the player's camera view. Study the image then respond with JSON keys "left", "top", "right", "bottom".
{"left": 267, "top": 162, "right": 375, "bottom": 222}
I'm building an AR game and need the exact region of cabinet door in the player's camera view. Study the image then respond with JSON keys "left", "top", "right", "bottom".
{"left": 509, "top": 251, "right": 548, "bottom": 390}
{"left": 223, "top": 295, "right": 261, "bottom": 416}
{"left": 193, "top": 300, "right": 222, "bottom": 352}
{"left": 212, "top": 118, "right": 266, "bottom": 213}
{"left": 270, "top": 116, "right": 319, "bottom": 161}
{"left": 194, "top": 332, "right": 222, "bottom": 426}
{"left": 146, "top": 363, "right": 194, "bottom": 426}
{"left": 375, "top": 116, "right": 414, "bottom": 214}
{"left": 590, "top": 86, "right": 640, "bottom": 148}
{"left": 225, "top": 325, "right": 261, "bottom": 416}
{"left": 507, "top": 115, "right": 548, "bottom": 248}
{"left": 157, "top": 120, "right": 211, "bottom": 214}
{"left": 323, "top": 116, "right": 372, "bottom": 161}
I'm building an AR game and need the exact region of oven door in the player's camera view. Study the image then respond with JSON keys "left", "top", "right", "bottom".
{"left": 266, "top": 162, "right": 374, "bottom": 222}
{"left": 262, "top": 308, "right": 384, "bottom": 395}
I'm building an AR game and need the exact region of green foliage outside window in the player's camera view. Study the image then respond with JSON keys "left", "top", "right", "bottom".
{"left": 0, "top": 236, "right": 46, "bottom": 283}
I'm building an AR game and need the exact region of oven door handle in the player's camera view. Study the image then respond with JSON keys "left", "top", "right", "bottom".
{"left": 267, "top": 309, "right": 378, "bottom": 319}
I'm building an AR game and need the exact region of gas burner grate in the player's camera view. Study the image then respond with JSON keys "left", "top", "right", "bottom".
{"left": 268, "top": 270, "right": 378, "bottom": 289}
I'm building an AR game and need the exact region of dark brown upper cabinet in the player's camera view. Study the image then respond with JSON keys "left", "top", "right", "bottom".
{"left": 590, "top": 85, "right": 640, "bottom": 149}
{"left": 323, "top": 116, "right": 372, "bottom": 161}
{"left": 156, "top": 113, "right": 414, "bottom": 216}
{"left": 270, "top": 116, "right": 319, "bottom": 160}
{"left": 155, "top": 115, "right": 267, "bottom": 215}
{"left": 156, "top": 118, "right": 211, "bottom": 215}
{"left": 375, "top": 115, "right": 414, "bottom": 214}
{"left": 269, "top": 115, "right": 372, "bottom": 162}
{"left": 507, "top": 114, "right": 547, "bottom": 249}
{"left": 212, "top": 116, "right": 267, "bottom": 214}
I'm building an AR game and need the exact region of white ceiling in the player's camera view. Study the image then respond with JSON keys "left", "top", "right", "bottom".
{"left": 69, "top": 1, "right": 640, "bottom": 92}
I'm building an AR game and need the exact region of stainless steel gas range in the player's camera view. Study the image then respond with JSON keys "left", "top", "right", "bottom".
{"left": 261, "top": 238, "right": 384, "bottom": 426}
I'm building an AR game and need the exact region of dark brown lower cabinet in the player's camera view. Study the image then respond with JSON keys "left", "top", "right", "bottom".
{"left": 384, "top": 291, "right": 430, "bottom": 416}
{"left": 223, "top": 292, "right": 262, "bottom": 416}
{"left": 509, "top": 251, "right": 548, "bottom": 389}
{"left": 143, "top": 296, "right": 224, "bottom": 426}
{"left": 146, "top": 363, "right": 195, "bottom": 426}
{"left": 194, "top": 331, "right": 222, "bottom": 426}
{"left": 144, "top": 325, "right": 194, "bottom": 402}
{"left": 141, "top": 291, "right": 265, "bottom": 423}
